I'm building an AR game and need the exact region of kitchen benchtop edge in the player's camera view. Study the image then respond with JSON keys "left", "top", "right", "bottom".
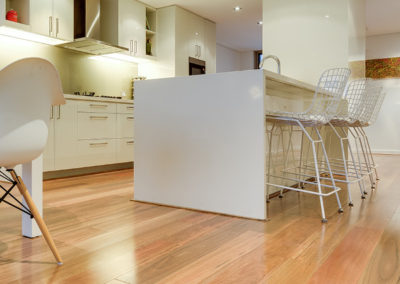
{"left": 64, "top": 94, "right": 134, "bottom": 104}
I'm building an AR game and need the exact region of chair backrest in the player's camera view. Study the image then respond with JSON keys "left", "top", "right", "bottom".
{"left": 357, "top": 79, "right": 384, "bottom": 125}
{"left": 303, "top": 68, "right": 351, "bottom": 123}
{"left": 0, "top": 58, "right": 65, "bottom": 168}
{"left": 334, "top": 79, "right": 367, "bottom": 123}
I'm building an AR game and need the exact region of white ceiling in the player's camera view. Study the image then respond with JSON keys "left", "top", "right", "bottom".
{"left": 139, "top": 0, "right": 262, "bottom": 52}
{"left": 366, "top": 0, "right": 400, "bottom": 36}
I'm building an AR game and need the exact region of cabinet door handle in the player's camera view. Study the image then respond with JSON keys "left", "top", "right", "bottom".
{"left": 50, "top": 106, "right": 54, "bottom": 119}
{"left": 134, "top": 40, "right": 138, "bottom": 55}
{"left": 130, "top": 40, "right": 133, "bottom": 53}
{"left": 199, "top": 46, "right": 201, "bottom": 58}
{"left": 56, "top": 18, "right": 59, "bottom": 37}
{"left": 127, "top": 106, "right": 134, "bottom": 110}
{"left": 57, "top": 105, "right": 61, "bottom": 119}
{"left": 127, "top": 116, "right": 134, "bottom": 120}
{"left": 49, "top": 16, "right": 53, "bottom": 36}
{"left": 90, "top": 142, "right": 109, "bottom": 146}
{"left": 126, "top": 141, "right": 134, "bottom": 144}
{"left": 89, "top": 104, "right": 108, "bottom": 108}
{"left": 90, "top": 116, "right": 108, "bottom": 120}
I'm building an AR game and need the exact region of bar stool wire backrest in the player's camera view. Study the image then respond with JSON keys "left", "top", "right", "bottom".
{"left": 357, "top": 80, "right": 384, "bottom": 126}
{"left": 265, "top": 68, "right": 351, "bottom": 124}
{"left": 302, "top": 68, "right": 351, "bottom": 123}
{"left": 334, "top": 79, "right": 367, "bottom": 123}
{"left": 367, "top": 81, "right": 385, "bottom": 126}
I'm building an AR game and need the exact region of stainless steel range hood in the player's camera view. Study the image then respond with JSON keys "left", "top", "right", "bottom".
{"left": 58, "top": 0, "right": 128, "bottom": 55}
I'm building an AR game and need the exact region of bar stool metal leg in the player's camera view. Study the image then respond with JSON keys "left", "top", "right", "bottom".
{"left": 359, "top": 127, "right": 379, "bottom": 184}
{"left": 338, "top": 127, "right": 366, "bottom": 204}
{"left": 266, "top": 123, "right": 276, "bottom": 203}
{"left": 353, "top": 127, "right": 374, "bottom": 191}
{"left": 315, "top": 127, "right": 343, "bottom": 214}
{"left": 327, "top": 123, "right": 353, "bottom": 206}
{"left": 348, "top": 128, "right": 367, "bottom": 199}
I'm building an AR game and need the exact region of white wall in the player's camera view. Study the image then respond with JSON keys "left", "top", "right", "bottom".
{"left": 216, "top": 44, "right": 241, "bottom": 73}
{"left": 363, "top": 33, "right": 400, "bottom": 154}
{"left": 0, "top": 35, "right": 138, "bottom": 98}
{"left": 365, "top": 79, "right": 400, "bottom": 154}
{"left": 216, "top": 44, "right": 255, "bottom": 73}
{"left": 348, "top": 0, "right": 366, "bottom": 61}
{"left": 366, "top": 33, "right": 400, "bottom": 60}
{"left": 262, "top": 0, "right": 350, "bottom": 84}
{"left": 240, "top": 51, "right": 255, "bottom": 70}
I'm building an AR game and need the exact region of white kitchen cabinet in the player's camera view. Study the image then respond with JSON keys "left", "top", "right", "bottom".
{"left": 117, "top": 103, "right": 134, "bottom": 114}
{"left": 77, "top": 101, "right": 117, "bottom": 113}
{"left": 101, "top": 0, "right": 146, "bottom": 57}
{"left": 119, "top": 0, "right": 146, "bottom": 56}
{"left": 204, "top": 20, "right": 216, "bottom": 74}
{"left": 30, "top": 0, "right": 73, "bottom": 41}
{"left": 77, "top": 139, "right": 116, "bottom": 168}
{"left": 116, "top": 138, "right": 134, "bottom": 163}
{"left": 52, "top": 0, "right": 74, "bottom": 41}
{"left": 29, "top": 0, "right": 52, "bottom": 37}
{"left": 43, "top": 97, "right": 134, "bottom": 173}
{"left": 158, "top": 6, "right": 216, "bottom": 77}
{"left": 117, "top": 113, "right": 134, "bottom": 138}
{"left": 176, "top": 7, "right": 205, "bottom": 61}
{"left": 54, "top": 101, "right": 77, "bottom": 170}
{"left": 43, "top": 106, "right": 55, "bottom": 171}
{"left": 2, "top": 0, "right": 31, "bottom": 26}
{"left": 77, "top": 113, "right": 117, "bottom": 140}
{"left": 192, "top": 16, "right": 205, "bottom": 60}
{"left": 44, "top": 101, "right": 77, "bottom": 171}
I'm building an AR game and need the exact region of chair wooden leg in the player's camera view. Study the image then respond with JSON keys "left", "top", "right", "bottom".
{"left": 9, "top": 170, "right": 63, "bottom": 265}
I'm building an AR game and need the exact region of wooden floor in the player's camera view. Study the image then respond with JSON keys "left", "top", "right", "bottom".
{"left": 0, "top": 155, "right": 399, "bottom": 283}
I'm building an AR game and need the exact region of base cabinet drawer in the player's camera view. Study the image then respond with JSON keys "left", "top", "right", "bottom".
{"left": 116, "top": 139, "right": 134, "bottom": 163}
{"left": 117, "top": 104, "right": 134, "bottom": 114}
{"left": 77, "top": 140, "right": 116, "bottom": 167}
{"left": 77, "top": 113, "right": 117, "bottom": 139}
{"left": 117, "top": 114, "right": 134, "bottom": 138}
{"left": 77, "top": 101, "right": 117, "bottom": 113}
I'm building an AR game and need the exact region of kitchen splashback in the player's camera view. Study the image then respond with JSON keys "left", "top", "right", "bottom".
{"left": 0, "top": 35, "right": 138, "bottom": 99}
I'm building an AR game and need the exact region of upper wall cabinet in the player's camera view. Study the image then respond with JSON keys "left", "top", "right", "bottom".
{"left": 1, "top": 0, "right": 31, "bottom": 27}
{"left": 176, "top": 8, "right": 205, "bottom": 61}
{"left": 161, "top": 6, "right": 216, "bottom": 77}
{"left": 204, "top": 19, "right": 216, "bottom": 74}
{"left": 30, "top": 0, "right": 73, "bottom": 41}
{"left": 101, "top": 0, "right": 146, "bottom": 57}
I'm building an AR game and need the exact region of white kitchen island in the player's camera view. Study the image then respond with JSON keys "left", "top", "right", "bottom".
{"left": 134, "top": 69, "right": 319, "bottom": 220}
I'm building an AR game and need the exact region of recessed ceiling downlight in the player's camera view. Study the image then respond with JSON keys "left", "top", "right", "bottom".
{"left": 234, "top": 6, "right": 242, "bottom": 12}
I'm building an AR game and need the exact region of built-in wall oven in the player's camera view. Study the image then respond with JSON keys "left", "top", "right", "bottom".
{"left": 189, "top": 57, "right": 206, "bottom": 75}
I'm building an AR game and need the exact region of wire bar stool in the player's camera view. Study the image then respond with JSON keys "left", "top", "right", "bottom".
{"left": 265, "top": 68, "right": 351, "bottom": 222}
{"left": 323, "top": 79, "right": 384, "bottom": 206}
{"left": 350, "top": 80, "right": 385, "bottom": 189}
{"left": 324, "top": 79, "right": 372, "bottom": 206}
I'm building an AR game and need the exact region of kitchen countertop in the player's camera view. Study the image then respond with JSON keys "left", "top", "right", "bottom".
{"left": 64, "top": 94, "right": 134, "bottom": 104}
{"left": 263, "top": 69, "right": 317, "bottom": 93}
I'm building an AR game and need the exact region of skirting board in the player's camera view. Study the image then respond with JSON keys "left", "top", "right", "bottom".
{"left": 372, "top": 150, "right": 400, "bottom": 155}
{"left": 43, "top": 162, "right": 133, "bottom": 180}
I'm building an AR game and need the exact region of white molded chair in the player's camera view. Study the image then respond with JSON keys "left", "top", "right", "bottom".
{"left": 0, "top": 58, "right": 65, "bottom": 265}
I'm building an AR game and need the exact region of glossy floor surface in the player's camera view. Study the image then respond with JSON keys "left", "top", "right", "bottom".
{"left": 0, "top": 155, "right": 399, "bottom": 283}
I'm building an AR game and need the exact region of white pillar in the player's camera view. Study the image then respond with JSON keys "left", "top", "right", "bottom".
{"left": 262, "top": 0, "right": 351, "bottom": 84}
